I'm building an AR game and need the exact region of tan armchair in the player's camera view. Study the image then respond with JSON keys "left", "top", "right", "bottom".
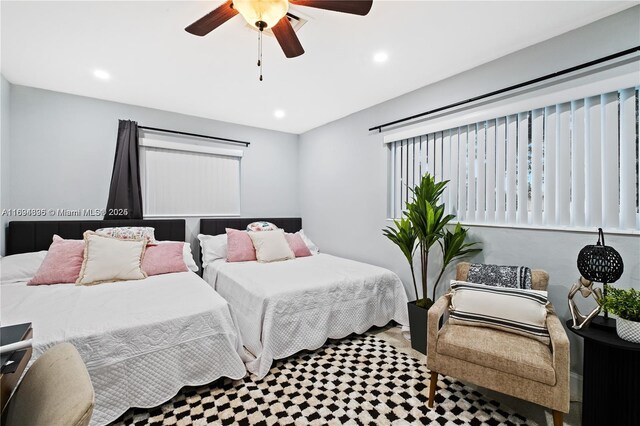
{"left": 2, "top": 343, "right": 94, "bottom": 426}
{"left": 426, "top": 262, "right": 569, "bottom": 426}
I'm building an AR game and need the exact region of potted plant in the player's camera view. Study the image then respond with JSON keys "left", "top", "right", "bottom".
{"left": 600, "top": 286, "right": 640, "bottom": 344}
{"left": 383, "top": 174, "right": 481, "bottom": 354}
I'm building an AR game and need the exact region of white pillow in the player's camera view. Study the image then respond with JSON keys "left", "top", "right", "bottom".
{"left": 248, "top": 229, "right": 294, "bottom": 263}
{"left": 449, "top": 280, "right": 550, "bottom": 343}
{"left": 77, "top": 232, "right": 147, "bottom": 285}
{"left": 198, "top": 234, "right": 227, "bottom": 267}
{"left": 298, "top": 229, "right": 319, "bottom": 254}
{"left": 157, "top": 241, "right": 198, "bottom": 272}
{"left": 0, "top": 251, "right": 48, "bottom": 284}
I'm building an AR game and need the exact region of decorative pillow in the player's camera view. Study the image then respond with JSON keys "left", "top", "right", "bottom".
{"left": 246, "top": 221, "right": 278, "bottom": 232}
{"left": 248, "top": 229, "right": 295, "bottom": 263}
{"left": 1, "top": 251, "right": 48, "bottom": 284}
{"left": 226, "top": 228, "right": 256, "bottom": 262}
{"left": 157, "top": 241, "right": 198, "bottom": 272}
{"left": 448, "top": 281, "right": 550, "bottom": 343}
{"left": 297, "top": 229, "right": 319, "bottom": 254}
{"left": 198, "top": 234, "right": 228, "bottom": 266}
{"left": 285, "top": 233, "right": 312, "bottom": 257}
{"left": 95, "top": 226, "right": 157, "bottom": 243}
{"left": 142, "top": 242, "right": 189, "bottom": 276}
{"left": 76, "top": 231, "right": 147, "bottom": 285}
{"left": 28, "top": 235, "right": 85, "bottom": 285}
{"left": 467, "top": 263, "right": 532, "bottom": 289}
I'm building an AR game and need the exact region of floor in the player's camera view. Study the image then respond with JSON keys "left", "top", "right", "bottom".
{"left": 373, "top": 325, "right": 582, "bottom": 426}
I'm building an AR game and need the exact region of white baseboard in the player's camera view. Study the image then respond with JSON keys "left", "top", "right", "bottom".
{"left": 570, "top": 372, "right": 583, "bottom": 402}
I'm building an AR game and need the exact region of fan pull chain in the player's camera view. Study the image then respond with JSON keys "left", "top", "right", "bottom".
{"left": 257, "top": 26, "right": 264, "bottom": 81}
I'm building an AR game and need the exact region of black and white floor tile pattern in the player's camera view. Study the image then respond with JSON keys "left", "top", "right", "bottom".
{"left": 113, "top": 335, "right": 531, "bottom": 425}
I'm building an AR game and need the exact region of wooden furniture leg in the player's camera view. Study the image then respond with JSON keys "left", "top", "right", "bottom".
{"left": 552, "top": 409, "right": 563, "bottom": 426}
{"left": 428, "top": 371, "right": 438, "bottom": 408}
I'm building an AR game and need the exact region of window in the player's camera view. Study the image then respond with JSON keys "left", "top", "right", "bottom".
{"left": 140, "top": 138, "right": 242, "bottom": 217}
{"left": 388, "top": 86, "right": 639, "bottom": 233}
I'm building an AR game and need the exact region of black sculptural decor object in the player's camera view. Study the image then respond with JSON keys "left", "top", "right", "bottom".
{"left": 576, "top": 228, "right": 624, "bottom": 329}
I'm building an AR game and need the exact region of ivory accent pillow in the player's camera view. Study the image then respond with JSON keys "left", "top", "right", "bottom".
{"left": 248, "top": 229, "right": 295, "bottom": 263}
{"left": 29, "top": 235, "right": 85, "bottom": 285}
{"left": 449, "top": 280, "right": 550, "bottom": 343}
{"left": 76, "top": 231, "right": 147, "bottom": 285}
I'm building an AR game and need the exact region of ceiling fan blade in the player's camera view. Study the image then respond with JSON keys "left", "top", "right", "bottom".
{"left": 290, "top": 0, "right": 373, "bottom": 16}
{"left": 185, "top": 0, "right": 238, "bottom": 36}
{"left": 272, "top": 17, "right": 305, "bottom": 58}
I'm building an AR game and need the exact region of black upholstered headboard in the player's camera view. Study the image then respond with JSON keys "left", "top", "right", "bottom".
{"left": 6, "top": 219, "right": 186, "bottom": 255}
{"left": 199, "top": 217, "right": 302, "bottom": 236}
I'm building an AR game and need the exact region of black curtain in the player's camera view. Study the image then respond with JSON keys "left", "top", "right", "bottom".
{"left": 104, "top": 120, "right": 143, "bottom": 219}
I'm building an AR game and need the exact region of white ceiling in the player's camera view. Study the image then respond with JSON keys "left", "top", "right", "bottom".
{"left": 1, "top": 1, "right": 636, "bottom": 134}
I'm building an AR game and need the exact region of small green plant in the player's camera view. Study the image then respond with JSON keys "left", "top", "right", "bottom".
{"left": 600, "top": 286, "right": 640, "bottom": 322}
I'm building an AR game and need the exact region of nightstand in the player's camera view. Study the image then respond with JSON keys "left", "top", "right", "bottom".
{"left": 567, "top": 320, "right": 640, "bottom": 426}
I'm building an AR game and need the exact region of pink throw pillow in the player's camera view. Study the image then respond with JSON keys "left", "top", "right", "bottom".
{"left": 285, "top": 233, "right": 312, "bottom": 257}
{"left": 28, "top": 235, "right": 85, "bottom": 285}
{"left": 226, "top": 228, "right": 257, "bottom": 262}
{"left": 142, "top": 242, "right": 189, "bottom": 276}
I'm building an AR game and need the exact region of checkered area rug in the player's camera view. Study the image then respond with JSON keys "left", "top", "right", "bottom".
{"left": 113, "top": 335, "right": 530, "bottom": 425}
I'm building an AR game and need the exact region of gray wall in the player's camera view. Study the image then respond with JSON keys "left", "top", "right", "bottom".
{"left": 298, "top": 6, "right": 640, "bottom": 381}
{"left": 1, "top": 74, "right": 10, "bottom": 255}
{"left": 6, "top": 85, "right": 300, "bottom": 256}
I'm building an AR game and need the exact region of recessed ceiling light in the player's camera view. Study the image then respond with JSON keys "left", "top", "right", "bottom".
{"left": 274, "top": 109, "right": 286, "bottom": 119}
{"left": 373, "top": 51, "right": 389, "bottom": 63}
{"left": 93, "top": 69, "right": 111, "bottom": 80}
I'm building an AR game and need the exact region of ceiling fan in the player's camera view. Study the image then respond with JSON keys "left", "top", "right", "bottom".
{"left": 185, "top": 0, "right": 373, "bottom": 61}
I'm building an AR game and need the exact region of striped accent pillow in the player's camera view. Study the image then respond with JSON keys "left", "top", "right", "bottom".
{"left": 449, "top": 281, "right": 550, "bottom": 344}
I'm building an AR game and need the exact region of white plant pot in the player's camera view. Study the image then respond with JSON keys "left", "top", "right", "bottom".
{"left": 616, "top": 317, "right": 640, "bottom": 344}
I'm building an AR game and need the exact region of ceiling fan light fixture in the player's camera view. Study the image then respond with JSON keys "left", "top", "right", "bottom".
{"left": 234, "top": 0, "right": 289, "bottom": 29}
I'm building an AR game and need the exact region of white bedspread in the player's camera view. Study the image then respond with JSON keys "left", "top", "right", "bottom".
{"left": 203, "top": 254, "right": 409, "bottom": 378}
{"left": 0, "top": 272, "right": 247, "bottom": 426}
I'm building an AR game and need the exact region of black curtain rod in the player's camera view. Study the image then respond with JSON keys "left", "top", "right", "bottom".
{"left": 138, "top": 125, "right": 250, "bottom": 147}
{"left": 369, "top": 45, "right": 640, "bottom": 133}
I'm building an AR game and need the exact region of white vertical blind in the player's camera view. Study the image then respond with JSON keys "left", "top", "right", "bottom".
{"left": 619, "top": 88, "right": 636, "bottom": 229}
{"left": 442, "top": 131, "right": 452, "bottom": 211}
{"left": 466, "top": 125, "right": 476, "bottom": 221}
{"left": 485, "top": 120, "right": 496, "bottom": 223}
{"left": 476, "top": 124, "right": 486, "bottom": 223}
{"left": 531, "top": 109, "right": 544, "bottom": 226}
{"left": 388, "top": 86, "right": 639, "bottom": 232}
{"left": 495, "top": 117, "right": 506, "bottom": 224}
{"left": 556, "top": 102, "right": 571, "bottom": 226}
{"left": 458, "top": 127, "right": 468, "bottom": 217}
{"left": 601, "top": 92, "right": 619, "bottom": 229}
{"left": 140, "top": 140, "right": 241, "bottom": 216}
{"left": 517, "top": 112, "right": 529, "bottom": 224}
{"left": 449, "top": 130, "right": 459, "bottom": 215}
{"left": 543, "top": 106, "right": 557, "bottom": 225}
{"left": 571, "top": 100, "right": 586, "bottom": 227}
{"left": 505, "top": 115, "right": 517, "bottom": 223}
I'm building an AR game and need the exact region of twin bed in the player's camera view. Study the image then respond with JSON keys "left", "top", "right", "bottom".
{"left": 1, "top": 218, "right": 408, "bottom": 425}
{"left": 200, "top": 218, "right": 409, "bottom": 378}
